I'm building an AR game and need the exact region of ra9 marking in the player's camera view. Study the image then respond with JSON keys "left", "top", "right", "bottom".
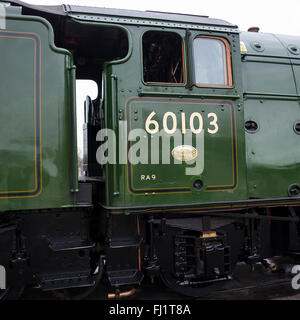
{"left": 145, "top": 111, "right": 219, "bottom": 135}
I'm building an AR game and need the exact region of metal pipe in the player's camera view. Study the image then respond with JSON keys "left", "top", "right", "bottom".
{"left": 107, "top": 288, "right": 136, "bottom": 299}
{"left": 111, "top": 74, "right": 120, "bottom": 197}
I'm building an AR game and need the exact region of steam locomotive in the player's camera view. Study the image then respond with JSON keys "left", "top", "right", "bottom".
{"left": 1, "top": 0, "right": 300, "bottom": 299}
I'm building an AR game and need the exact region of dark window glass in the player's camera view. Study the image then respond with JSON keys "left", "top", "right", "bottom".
{"left": 143, "top": 31, "right": 184, "bottom": 84}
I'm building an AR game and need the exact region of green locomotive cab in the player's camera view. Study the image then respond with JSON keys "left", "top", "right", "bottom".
{"left": 1, "top": 0, "right": 300, "bottom": 299}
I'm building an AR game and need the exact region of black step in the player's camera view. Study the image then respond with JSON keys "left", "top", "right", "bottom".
{"left": 49, "top": 239, "right": 95, "bottom": 252}
{"left": 39, "top": 271, "right": 95, "bottom": 291}
{"left": 109, "top": 235, "right": 143, "bottom": 249}
{"left": 107, "top": 269, "right": 144, "bottom": 287}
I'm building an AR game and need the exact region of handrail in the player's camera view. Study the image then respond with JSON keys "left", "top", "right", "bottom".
{"left": 69, "top": 64, "right": 79, "bottom": 193}
{"left": 111, "top": 74, "right": 120, "bottom": 197}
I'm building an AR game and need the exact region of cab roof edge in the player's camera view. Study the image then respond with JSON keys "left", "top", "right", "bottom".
{"left": 0, "top": 0, "right": 237, "bottom": 29}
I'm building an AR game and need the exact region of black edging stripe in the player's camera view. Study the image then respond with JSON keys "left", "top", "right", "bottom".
{"left": 0, "top": 31, "right": 41, "bottom": 198}
{"left": 126, "top": 97, "right": 237, "bottom": 194}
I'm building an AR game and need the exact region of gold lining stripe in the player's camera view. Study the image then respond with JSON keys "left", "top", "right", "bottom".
{"left": 125, "top": 97, "right": 238, "bottom": 195}
{"left": 0, "top": 30, "right": 43, "bottom": 198}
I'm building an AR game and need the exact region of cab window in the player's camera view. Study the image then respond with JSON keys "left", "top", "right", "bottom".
{"left": 193, "top": 36, "right": 232, "bottom": 87}
{"left": 143, "top": 31, "right": 185, "bottom": 84}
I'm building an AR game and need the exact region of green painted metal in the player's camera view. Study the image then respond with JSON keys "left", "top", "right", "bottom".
{"left": 241, "top": 31, "right": 300, "bottom": 202}
{"left": 101, "top": 25, "right": 247, "bottom": 208}
{"left": 2, "top": 5, "right": 300, "bottom": 213}
{"left": 101, "top": 23, "right": 300, "bottom": 210}
{"left": 0, "top": 14, "right": 77, "bottom": 211}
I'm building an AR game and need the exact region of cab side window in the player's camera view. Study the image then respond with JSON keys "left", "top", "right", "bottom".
{"left": 143, "top": 31, "right": 185, "bottom": 84}
{"left": 193, "top": 36, "right": 232, "bottom": 87}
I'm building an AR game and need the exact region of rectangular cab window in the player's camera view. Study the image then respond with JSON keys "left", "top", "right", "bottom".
{"left": 193, "top": 36, "right": 232, "bottom": 87}
{"left": 143, "top": 31, "right": 185, "bottom": 85}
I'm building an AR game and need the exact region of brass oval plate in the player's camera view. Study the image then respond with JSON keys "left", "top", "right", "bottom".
{"left": 171, "top": 145, "right": 198, "bottom": 162}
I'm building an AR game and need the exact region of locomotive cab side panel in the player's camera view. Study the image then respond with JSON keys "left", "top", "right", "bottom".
{"left": 103, "top": 24, "right": 248, "bottom": 208}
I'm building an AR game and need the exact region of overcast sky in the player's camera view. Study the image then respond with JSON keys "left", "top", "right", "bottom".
{"left": 18, "top": 0, "right": 300, "bottom": 156}
{"left": 22, "top": 0, "right": 300, "bottom": 35}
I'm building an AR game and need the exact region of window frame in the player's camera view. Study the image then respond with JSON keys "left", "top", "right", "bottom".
{"left": 141, "top": 30, "right": 186, "bottom": 86}
{"left": 193, "top": 35, "right": 233, "bottom": 88}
